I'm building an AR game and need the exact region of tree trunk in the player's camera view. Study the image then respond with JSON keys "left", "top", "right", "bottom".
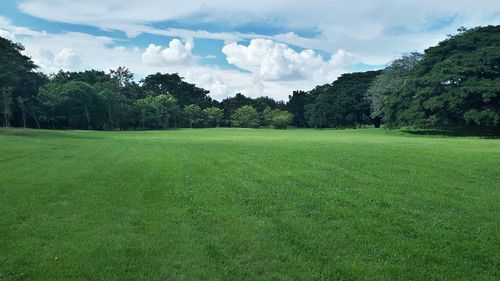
{"left": 107, "top": 108, "right": 113, "bottom": 130}
{"left": 33, "top": 112, "right": 40, "bottom": 129}
{"left": 3, "top": 102, "right": 10, "bottom": 128}
{"left": 84, "top": 104, "right": 92, "bottom": 130}
{"left": 51, "top": 109, "right": 55, "bottom": 129}
{"left": 22, "top": 109, "right": 26, "bottom": 128}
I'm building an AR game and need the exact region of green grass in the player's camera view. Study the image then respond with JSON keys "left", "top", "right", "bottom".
{"left": 0, "top": 128, "right": 499, "bottom": 281}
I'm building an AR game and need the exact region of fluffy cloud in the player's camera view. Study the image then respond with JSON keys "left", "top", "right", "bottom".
{"left": 193, "top": 73, "right": 228, "bottom": 100}
{"left": 36, "top": 48, "right": 82, "bottom": 72}
{"left": 330, "top": 49, "right": 356, "bottom": 67}
{"left": 13, "top": 1, "right": 500, "bottom": 67}
{"left": 222, "top": 39, "right": 351, "bottom": 83}
{"left": 142, "top": 38, "right": 194, "bottom": 66}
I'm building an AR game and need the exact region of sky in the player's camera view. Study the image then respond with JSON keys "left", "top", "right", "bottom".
{"left": 1, "top": 1, "right": 499, "bottom": 101}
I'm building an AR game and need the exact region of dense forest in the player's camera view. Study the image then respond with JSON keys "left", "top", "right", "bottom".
{"left": 0, "top": 25, "right": 499, "bottom": 130}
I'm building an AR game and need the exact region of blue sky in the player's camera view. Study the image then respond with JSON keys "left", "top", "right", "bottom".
{"left": 1, "top": 0, "right": 499, "bottom": 100}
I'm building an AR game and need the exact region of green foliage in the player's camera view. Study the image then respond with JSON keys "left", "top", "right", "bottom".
{"left": 183, "top": 104, "right": 204, "bottom": 128}
{"left": 261, "top": 107, "right": 293, "bottom": 129}
{"left": 271, "top": 110, "right": 293, "bottom": 129}
{"left": 97, "top": 88, "right": 120, "bottom": 130}
{"left": 203, "top": 107, "right": 224, "bottom": 127}
{"left": 0, "top": 36, "right": 42, "bottom": 128}
{"left": 0, "top": 37, "right": 37, "bottom": 88}
{"left": 1, "top": 87, "right": 13, "bottom": 127}
{"left": 38, "top": 82, "right": 64, "bottom": 128}
{"left": 383, "top": 26, "right": 500, "bottom": 127}
{"left": 366, "top": 53, "right": 423, "bottom": 124}
{"left": 220, "top": 93, "right": 254, "bottom": 124}
{"left": 60, "top": 81, "right": 100, "bottom": 129}
{"left": 307, "top": 71, "right": 381, "bottom": 128}
{"left": 231, "top": 105, "right": 260, "bottom": 128}
{"left": 141, "top": 73, "right": 213, "bottom": 108}
{"left": 135, "top": 94, "right": 179, "bottom": 129}
{"left": 286, "top": 90, "right": 314, "bottom": 127}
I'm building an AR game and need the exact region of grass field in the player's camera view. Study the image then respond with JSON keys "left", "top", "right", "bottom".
{"left": 0, "top": 128, "right": 499, "bottom": 281}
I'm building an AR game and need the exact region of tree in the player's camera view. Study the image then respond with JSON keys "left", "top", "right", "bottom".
{"left": 306, "top": 71, "right": 381, "bottom": 128}
{"left": 0, "top": 36, "right": 38, "bottom": 127}
{"left": 16, "top": 96, "right": 27, "bottom": 128}
{"left": 220, "top": 93, "right": 254, "bottom": 124}
{"left": 110, "top": 66, "right": 133, "bottom": 88}
{"left": 141, "top": 73, "right": 213, "bottom": 108}
{"left": 27, "top": 96, "right": 43, "bottom": 129}
{"left": 253, "top": 96, "right": 283, "bottom": 112}
{"left": 231, "top": 106, "right": 260, "bottom": 128}
{"left": 366, "top": 53, "right": 423, "bottom": 127}
{"left": 183, "top": 104, "right": 203, "bottom": 128}
{"left": 203, "top": 107, "right": 224, "bottom": 127}
{"left": 1, "top": 87, "right": 13, "bottom": 127}
{"left": 135, "top": 98, "right": 155, "bottom": 130}
{"left": 270, "top": 109, "right": 293, "bottom": 129}
{"left": 261, "top": 107, "right": 274, "bottom": 127}
{"left": 60, "top": 81, "right": 100, "bottom": 129}
{"left": 286, "top": 91, "right": 308, "bottom": 127}
{"left": 108, "top": 67, "right": 137, "bottom": 130}
{"left": 154, "top": 94, "right": 179, "bottom": 129}
{"left": 383, "top": 26, "right": 500, "bottom": 127}
{"left": 38, "top": 82, "right": 65, "bottom": 129}
{"left": 98, "top": 88, "right": 120, "bottom": 130}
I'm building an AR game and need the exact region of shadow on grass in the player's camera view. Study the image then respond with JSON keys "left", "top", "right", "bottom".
{"left": 402, "top": 125, "right": 500, "bottom": 139}
{"left": 0, "top": 128, "right": 103, "bottom": 140}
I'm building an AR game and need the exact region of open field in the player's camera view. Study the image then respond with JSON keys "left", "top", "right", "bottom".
{"left": 0, "top": 128, "right": 499, "bottom": 281}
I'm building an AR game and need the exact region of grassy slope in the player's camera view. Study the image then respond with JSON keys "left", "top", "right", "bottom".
{"left": 0, "top": 128, "right": 498, "bottom": 281}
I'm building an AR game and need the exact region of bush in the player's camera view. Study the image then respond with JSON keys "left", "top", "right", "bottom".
{"left": 271, "top": 110, "right": 293, "bottom": 129}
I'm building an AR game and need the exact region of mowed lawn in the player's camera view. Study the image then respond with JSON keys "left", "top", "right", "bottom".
{"left": 0, "top": 128, "right": 499, "bottom": 281}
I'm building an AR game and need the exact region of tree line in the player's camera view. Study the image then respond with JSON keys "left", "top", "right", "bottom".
{"left": 288, "top": 26, "right": 499, "bottom": 129}
{"left": 0, "top": 51, "right": 292, "bottom": 130}
{"left": 1, "top": 25, "right": 498, "bottom": 130}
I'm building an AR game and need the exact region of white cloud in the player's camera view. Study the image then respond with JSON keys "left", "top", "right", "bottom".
{"left": 142, "top": 38, "right": 194, "bottom": 66}
{"left": 34, "top": 48, "right": 82, "bottom": 72}
{"left": 330, "top": 49, "right": 356, "bottom": 67}
{"left": 222, "top": 39, "right": 347, "bottom": 83}
{"left": 53, "top": 48, "right": 82, "bottom": 71}
{"left": 193, "top": 73, "right": 228, "bottom": 100}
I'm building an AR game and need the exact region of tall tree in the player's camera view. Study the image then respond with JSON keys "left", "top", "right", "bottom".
{"left": 183, "top": 104, "right": 203, "bottom": 128}
{"left": 15, "top": 96, "right": 27, "bottom": 128}
{"left": 306, "top": 71, "right": 381, "bottom": 128}
{"left": 384, "top": 26, "right": 500, "bottom": 127}
{"left": 220, "top": 93, "right": 254, "bottom": 123}
{"left": 60, "top": 81, "right": 100, "bottom": 129}
{"left": 366, "top": 53, "right": 423, "bottom": 127}
{"left": 0, "top": 36, "right": 38, "bottom": 127}
{"left": 38, "top": 82, "right": 65, "bottom": 129}
{"left": 154, "top": 94, "right": 179, "bottom": 129}
{"left": 141, "top": 73, "right": 212, "bottom": 108}
{"left": 1, "top": 87, "right": 13, "bottom": 127}
{"left": 286, "top": 91, "right": 308, "bottom": 127}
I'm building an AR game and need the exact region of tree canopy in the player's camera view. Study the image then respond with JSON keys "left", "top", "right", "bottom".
{"left": 306, "top": 71, "right": 381, "bottom": 128}
{"left": 380, "top": 26, "right": 500, "bottom": 127}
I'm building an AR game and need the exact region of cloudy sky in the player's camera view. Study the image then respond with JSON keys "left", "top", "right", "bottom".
{"left": 1, "top": 1, "right": 499, "bottom": 100}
